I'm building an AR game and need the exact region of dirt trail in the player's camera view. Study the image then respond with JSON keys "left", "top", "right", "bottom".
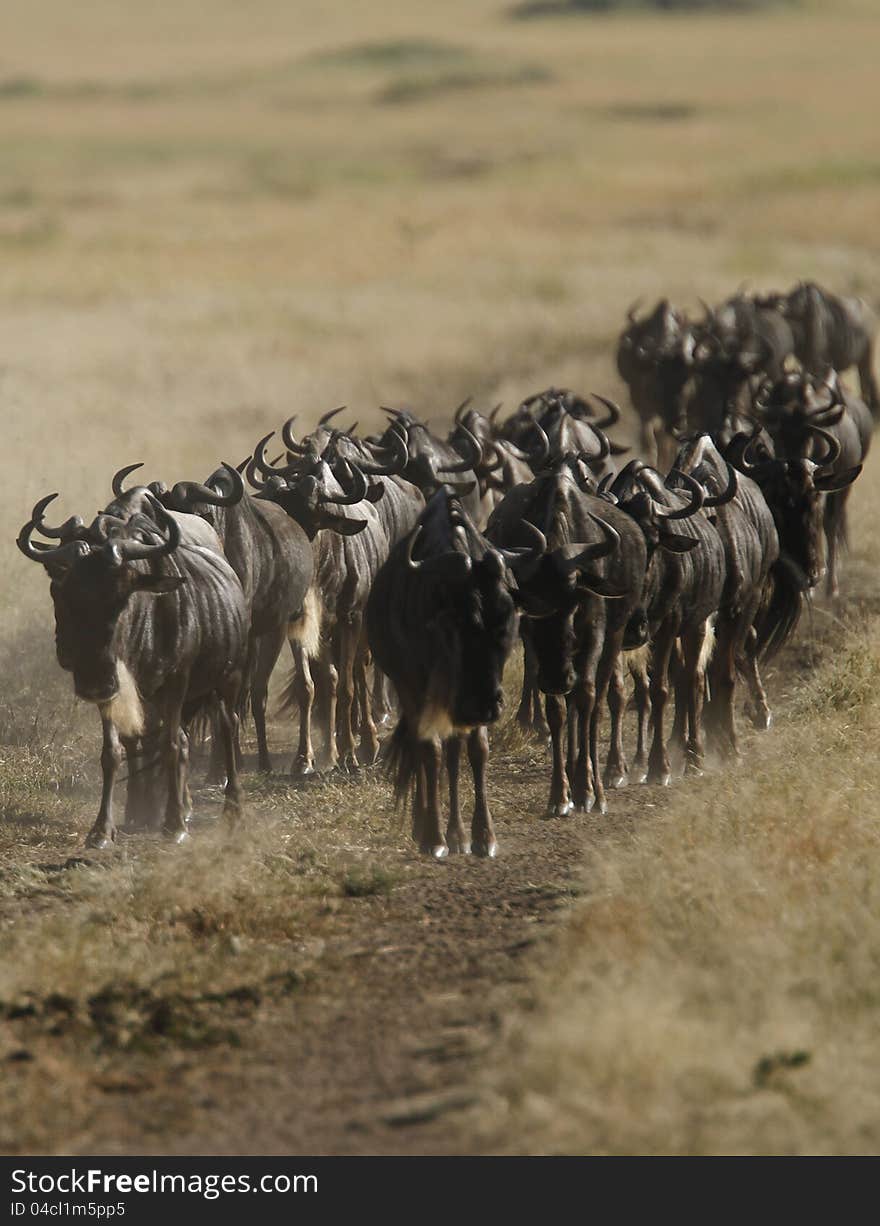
{"left": 0, "top": 617, "right": 847, "bottom": 1156}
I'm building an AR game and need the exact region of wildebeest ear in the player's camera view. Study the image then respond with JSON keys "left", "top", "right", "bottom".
{"left": 133, "top": 574, "right": 186, "bottom": 595}
{"left": 365, "top": 484, "right": 385, "bottom": 503}
{"left": 659, "top": 532, "right": 700, "bottom": 554}
{"left": 814, "top": 464, "right": 862, "bottom": 492}
{"left": 575, "top": 574, "right": 628, "bottom": 598}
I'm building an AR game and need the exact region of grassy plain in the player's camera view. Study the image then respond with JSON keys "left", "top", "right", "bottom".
{"left": 2, "top": 0, "right": 880, "bottom": 1154}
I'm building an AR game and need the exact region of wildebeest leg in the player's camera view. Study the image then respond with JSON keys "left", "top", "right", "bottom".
{"left": 647, "top": 624, "right": 676, "bottom": 786}
{"left": 314, "top": 642, "right": 339, "bottom": 772}
{"left": 469, "top": 726, "right": 497, "bottom": 858}
{"left": 179, "top": 729, "right": 193, "bottom": 823}
{"left": 85, "top": 716, "right": 123, "bottom": 849}
{"left": 824, "top": 490, "right": 844, "bottom": 599}
{"left": 160, "top": 687, "right": 189, "bottom": 844}
{"left": 356, "top": 638, "right": 380, "bottom": 767}
{"left": 590, "top": 628, "right": 623, "bottom": 815}
{"left": 545, "top": 693, "right": 573, "bottom": 817}
{"left": 253, "top": 625, "right": 285, "bottom": 774}
{"left": 217, "top": 695, "right": 243, "bottom": 827}
{"left": 121, "top": 734, "right": 153, "bottom": 831}
{"left": 682, "top": 621, "right": 711, "bottom": 774}
{"left": 205, "top": 703, "right": 225, "bottom": 784}
{"left": 669, "top": 641, "right": 688, "bottom": 761}
{"left": 445, "top": 735, "right": 469, "bottom": 854}
{"left": 420, "top": 737, "right": 448, "bottom": 860}
{"left": 629, "top": 649, "right": 652, "bottom": 782}
{"left": 289, "top": 641, "right": 317, "bottom": 778}
{"left": 336, "top": 618, "right": 360, "bottom": 773}
{"left": 604, "top": 656, "right": 629, "bottom": 790}
{"left": 741, "top": 625, "right": 772, "bottom": 730}
{"left": 372, "top": 667, "right": 393, "bottom": 729}
{"left": 517, "top": 636, "right": 549, "bottom": 737}
{"left": 565, "top": 693, "right": 578, "bottom": 801}
{"left": 412, "top": 758, "right": 428, "bottom": 847}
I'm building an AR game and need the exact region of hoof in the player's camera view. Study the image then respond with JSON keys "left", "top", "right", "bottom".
{"left": 646, "top": 771, "right": 672, "bottom": 787}
{"left": 339, "top": 755, "right": 360, "bottom": 776}
{"left": 163, "top": 827, "right": 191, "bottom": 845}
{"left": 473, "top": 839, "right": 498, "bottom": 859}
{"left": 604, "top": 771, "right": 628, "bottom": 790}
{"left": 85, "top": 830, "right": 115, "bottom": 850}
{"left": 545, "top": 800, "right": 574, "bottom": 818}
{"left": 684, "top": 763, "right": 704, "bottom": 779}
{"left": 750, "top": 710, "right": 772, "bottom": 731}
{"left": 291, "top": 760, "right": 316, "bottom": 780}
{"left": 447, "top": 836, "right": 471, "bottom": 855}
{"left": 574, "top": 796, "right": 595, "bottom": 814}
{"left": 421, "top": 842, "right": 449, "bottom": 861}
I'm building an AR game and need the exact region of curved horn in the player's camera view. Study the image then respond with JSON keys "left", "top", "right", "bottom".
{"left": 557, "top": 515, "right": 620, "bottom": 573}
{"left": 318, "top": 405, "right": 348, "bottom": 427}
{"left": 111, "top": 462, "right": 144, "bottom": 498}
{"left": 438, "top": 423, "right": 481, "bottom": 474}
{"left": 169, "top": 463, "right": 245, "bottom": 509}
{"left": 489, "top": 402, "right": 503, "bottom": 430}
{"left": 494, "top": 519, "right": 547, "bottom": 574}
{"left": 703, "top": 462, "right": 739, "bottom": 508}
{"left": 17, "top": 518, "right": 91, "bottom": 567}
{"left": 656, "top": 469, "right": 704, "bottom": 519}
{"left": 28, "top": 492, "right": 86, "bottom": 541}
{"left": 524, "top": 417, "right": 551, "bottom": 470}
{"left": 253, "top": 431, "right": 301, "bottom": 481}
{"left": 359, "top": 426, "right": 409, "bottom": 476}
{"left": 806, "top": 424, "right": 841, "bottom": 468}
{"left": 280, "top": 415, "right": 314, "bottom": 456}
{"left": 319, "top": 460, "right": 368, "bottom": 507}
{"left": 589, "top": 394, "right": 621, "bottom": 431}
{"left": 453, "top": 396, "right": 473, "bottom": 426}
{"left": 698, "top": 297, "right": 717, "bottom": 324}
{"left": 626, "top": 297, "right": 644, "bottom": 324}
{"left": 109, "top": 498, "right": 181, "bottom": 563}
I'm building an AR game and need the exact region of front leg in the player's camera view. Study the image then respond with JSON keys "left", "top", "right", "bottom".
{"left": 469, "top": 726, "right": 497, "bottom": 858}
{"left": 445, "top": 735, "right": 469, "bottom": 854}
{"left": 545, "top": 694, "right": 573, "bottom": 817}
{"left": 86, "top": 716, "right": 122, "bottom": 849}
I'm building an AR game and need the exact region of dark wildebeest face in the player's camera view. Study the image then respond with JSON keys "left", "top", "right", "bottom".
{"left": 452, "top": 552, "right": 519, "bottom": 726}
{"left": 18, "top": 498, "right": 183, "bottom": 702}
{"left": 518, "top": 556, "right": 581, "bottom": 695}
{"left": 50, "top": 553, "right": 180, "bottom": 700}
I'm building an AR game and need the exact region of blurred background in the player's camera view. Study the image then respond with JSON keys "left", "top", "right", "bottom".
{"left": 2, "top": 0, "right": 879, "bottom": 623}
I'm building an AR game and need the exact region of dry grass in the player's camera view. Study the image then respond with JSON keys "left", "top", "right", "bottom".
{"left": 2, "top": 0, "right": 880, "bottom": 1155}
{"left": 473, "top": 458, "right": 880, "bottom": 1155}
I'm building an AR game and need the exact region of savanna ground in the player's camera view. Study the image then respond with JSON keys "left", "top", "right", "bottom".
{"left": 2, "top": 0, "right": 880, "bottom": 1155}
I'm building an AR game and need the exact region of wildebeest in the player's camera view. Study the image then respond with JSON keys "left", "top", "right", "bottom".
{"left": 783, "top": 281, "right": 879, "bottom": 416}
{"left": 246, "top": 436, "right": 391, "bottom": 772}
{"left": 487, "top": 454, "right": 647, "bottom": 815}
{"left": 158, "top": 461, "right": 316, "bottom": 775}
{"left": 672, "top": 435, "right": 778, "bottom": 754}
{"left": 366, "top": 488, "right": 541, "bottom": 858}
{"left": 756, "top": 371, "right": 868, "bottom": 596}
{"left": 18, "top": 493, "right": 248, "bottom": 847}
{"left": 495, "top": 389, "right": 627, "bottom": 480}
{"left": 608, "top": 461, "right": 726, "bottom": 783}
{"left": 616, "top": 300, "right": 693, "bottom": 465}
{"left": 372, "top": 406, "right": 485, "bottom": 525}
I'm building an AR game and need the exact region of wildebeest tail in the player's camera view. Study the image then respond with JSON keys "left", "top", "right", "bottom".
{"left": 754, "top": 556, "right": 804, "bottom": 662}
{"left": 287, "top": 588, "right": 322, "bottom": 660}
{"left": 385, "top": 717, "right": 420, "bottom": 810}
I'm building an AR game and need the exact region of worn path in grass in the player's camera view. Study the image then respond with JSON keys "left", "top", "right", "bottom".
{"left": 0, "top": 652, "right": 799, "bottom": 1156}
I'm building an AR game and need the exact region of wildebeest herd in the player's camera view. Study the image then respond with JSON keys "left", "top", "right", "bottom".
{"left": 16, "top": 279, "right": 875, "bottom": 858}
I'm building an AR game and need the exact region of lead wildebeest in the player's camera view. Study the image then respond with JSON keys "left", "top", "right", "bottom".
{"left": 158, "top": 461, "right": 316, "bottom": 775}
{"left": 783, "top": 281, "right": 880, "bottom": 416}
{"left": 616, "top": 300, "right": 693, "bottom": 465}
{"left": 608, "top": 461, "right": 725, "bottom": 783}
{"left": 18, "top": 493, "right": 248, "bottom": 847}
{"left": 495, "top": 388, "right": 627, "bottom": 480}
{"left": 756, "top": 371, "right": 868, "bottom": 596}
{"left": 366, "top": 488, "right": 541, "bottom": 859}
{"left": 487, "top": 454, "right": 647, "bottom": 816}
